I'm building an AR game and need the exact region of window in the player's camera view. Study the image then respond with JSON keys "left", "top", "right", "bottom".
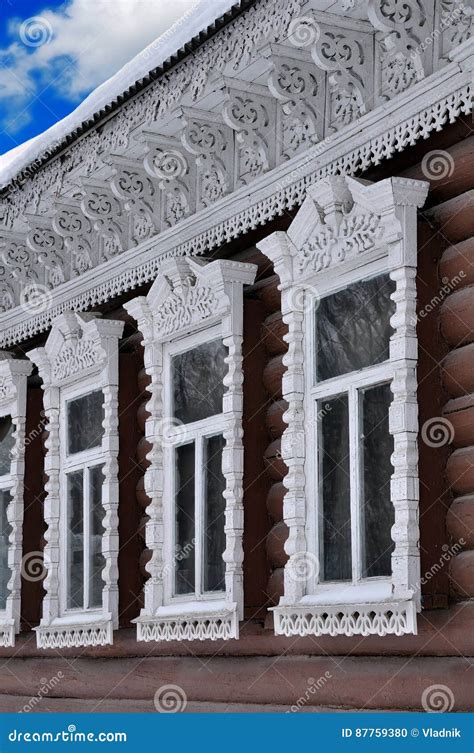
{"left": 28, "top": 312, "right": 124, "bottom": 649}
{"left": 125, "top": 256, "right": 256, "bottom": 643}
{"left": 258, "top": 174, "right": 429, "bottom": 638}
{"left": 0, "top": 355, "right": 32, "bottom": 647}
{"left": 311, "top": 276, "right": 396, "bottom": 588}
{"left": 165, "top": 335, "right": 228, "bottom": 602}
{"left": 62, "top": 391, "right": 105, "bottom": 613}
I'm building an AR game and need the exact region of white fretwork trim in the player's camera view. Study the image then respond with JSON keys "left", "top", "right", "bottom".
{"left": 35, "top": 619, "right": 113, "bottom": 649}
{"left": 0, "top": 49, "right": 471, "bottom": 348}
{"left": 274, "top": 601, "right": 417, "bottom": 638}
{"left": 27, "top": 313, "right": 124, "bottom": 649}
{"left": 257, "top": 173, "right": 429, "bottom": 638}
{"left": 125, "top": 257, "right": 256, "bottom": 642}
{"left": 136, "top": 608, "right": 238, "bottom": 643}
{"left": 0, "top": 622, "right": 15, "bottom": 647}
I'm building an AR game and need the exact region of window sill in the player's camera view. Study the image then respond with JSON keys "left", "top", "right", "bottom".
{"left": 35, "top": 613, "right": 113, "bottom": 649}
{"left": 273, "top": 583, "right": 418, "bottom": 638}
{"left": 135, "top": 600, "right": 239, "bottom": 643}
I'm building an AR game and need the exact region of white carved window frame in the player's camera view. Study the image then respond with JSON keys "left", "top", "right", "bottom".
{"left": 125, "top": 256, "right": 256, "bottom": 643}
{"left": 257, "top": 175, "right": 429, "bottom": 638}
{"left": 0, "top": 354, "right": 32, "bottom": 647}
{"left": 28, "top": 312, "right": 124, "bottom": 649}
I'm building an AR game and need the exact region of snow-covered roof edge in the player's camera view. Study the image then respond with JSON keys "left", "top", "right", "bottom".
{"left": 0, "top": 0, "right": 248, "bottom": 190}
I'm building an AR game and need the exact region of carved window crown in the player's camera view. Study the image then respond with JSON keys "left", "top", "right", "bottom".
{"left": 124, "top": 256, "right": 256, "bottom": 644}
{"left": 257, "top": 174, "right": 429, "bottom": 639}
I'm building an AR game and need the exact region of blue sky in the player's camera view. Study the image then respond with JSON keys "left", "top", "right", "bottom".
{"left": 0, "top": 0, "right": 196, "bottom": 156}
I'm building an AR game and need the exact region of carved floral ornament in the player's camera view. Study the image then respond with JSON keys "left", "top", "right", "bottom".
{"left": 0, "top": 0, "right": 471, "bottom": 346}
{"left": 257, "top": 174, "right": 430, "bottom": 638}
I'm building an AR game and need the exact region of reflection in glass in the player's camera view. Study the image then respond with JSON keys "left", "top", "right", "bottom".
{"left": 0, "top": 416, "right": 14, "bottom": 476}
{"left": 203, "top": 435, "right": 226, "bottom": 593}
{"left": 67, "top": 391, "right": 104, "bottom": 454}
{"left": 89, "top": 465, "right": 105, "bottom": 608}
{"left": 361, "top": 383, "right": 394, "bottom": 578}
{"left": 320, "top": 395, "right": 352, "bottom": 581}
{"left": 316, "top": 275, "right": 395, "bottom": 382}
{"left": 0, "top": 490, "right": 11, "bottom": 610}
{"left": 175, "top": 442, "right": 195, "bottom": 595}
{"left": 172, "top": 341, "right": 227, "bottom": 424}
{"left": 67, "top": 470, "right": 84, "bottom": 609}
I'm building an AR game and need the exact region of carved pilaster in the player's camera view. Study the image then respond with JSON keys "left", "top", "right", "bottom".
{"left": 0, "top": 353, "right": 32, "bottom": 645}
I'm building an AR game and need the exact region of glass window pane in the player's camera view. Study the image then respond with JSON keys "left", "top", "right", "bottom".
{"left": 316, "top": 275, "right": 395, "bottom": 382}
{"left": 0, "top": 490, "right": 11, "bottom": 610}
{"left": 67, "top": 391, "right": 104, "bottom": 454}
{"left": 175, "top": 442, "right": 195, "bottom": 595}
{"left": 67, "top": 470, "right": 84, "bottom": 609}
{"left": 203, "top": 435, "right": 226, "bottom": 593}
{"left": 361, "top": 383, "right": 394, "bottom": 578}
{"left": 320, "top": 395, "right": 352, "bottom": 581}
{"left": 89, "top": 465, "right": 105, "bottom": 609}
{"left": 172, "top": 340, "right": 227, "bottom": 424}
{"left": 0, "top": 416, "right": 14, "bottom": 476}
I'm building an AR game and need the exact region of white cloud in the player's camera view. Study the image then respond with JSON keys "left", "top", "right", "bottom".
{"left": 0, "top": 0, "right": 198, "bottom": 134}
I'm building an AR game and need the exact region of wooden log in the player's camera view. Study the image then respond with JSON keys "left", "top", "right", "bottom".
{"left": 137, "top": 367, "right": 151, "bottom": 394}
{"left": 440, "top": 287, "right": 474, "bottom": 347}
{"left": 446, "top": 495, "right": 474, "bottom": 548}
{"left": 266, "top": 567, "right": 284, "bottom": 605}
{"left": 136, "top": 400, "right": 150, "bottom": 433}
{"left": 259, "top": 277, "right": 281, "bottom": 313}
{"left": 263, "top": 439, "right": 286, "bottom": 481}
{"left": 446, "top": 446, "right": 474, "bottom": 496}
{"left": 442, "top": 343, "right": 474, "bottom": 397}
{"left": 266, "top": 482, "right": 285, "bottom": 523}
{"left": 402, "top": 136, "right": 474, "bottom": 201}
{"left": 443, "top": 395, "right": 474, "bottom": 447}
{"left": 136, "top": 475, "right": 149, "bottom": 509}
{"left": 427, "top": 190, "right": 474, "bottom": 244}
{"left": 265, "top": 400, "right": 287, "bottom": 439}
{"left": 450, "top": 550, "right": 474, "bottom": 598}
{"left": 440, "top": 237, "right": 474, "bottom": 287}
{"left": 261, "top": 312, "right": 287, "bottom": 356}
{"left": 263, "top": 356, "right": 285, "bottom": 399}
{"left": 265, "top": 521, "right": 289, "bottom": 568}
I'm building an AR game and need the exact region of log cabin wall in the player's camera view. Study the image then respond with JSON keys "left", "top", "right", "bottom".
{"left": 1, "top": 121, "right": 473, "bottom": 712}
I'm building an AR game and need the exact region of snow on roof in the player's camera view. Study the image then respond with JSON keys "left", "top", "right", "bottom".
{"left": 0, "top": 0, "right": 241, "bottom": 190}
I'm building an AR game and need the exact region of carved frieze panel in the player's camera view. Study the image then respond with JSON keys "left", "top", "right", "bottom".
{"left": 309, "top": 13, "right": 374, "bottom": 132}
{"left": 109, "top": 155, "right": 160, "bottom": 244}
{"left": 179, "top": 109, "right": 234, "bottom": 209}
{"left": 80, "top": 180, "right": 129, "bottom": 261}
{"left": 222, "top": 81, "right": 277, "bottom": 186}
{"left": 52, "top": 198, "right": 95, "bottom": 276}
{"left": 265, "top": 44, "right": 325, "bottom": 160}
{"left": 141, "top": 133, "right": 195, "bottom": 228}
{"left": 368, "top": 0, "right": 435, "bottom": 102}
{"left": 434, "top": 0, "right": 474, "bottom": 62}
{"left": 25, "top": 215, "right": 65, "bottom": 288}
